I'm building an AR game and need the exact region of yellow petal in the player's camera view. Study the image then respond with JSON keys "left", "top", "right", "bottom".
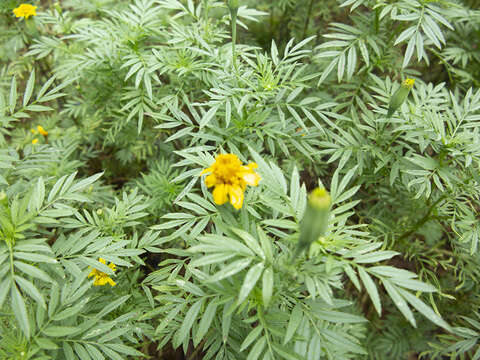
{"left": 98, "top": 258, "right": 106, "bottom": 264}
{"left": 200, "top": 166, "right": 213, "bottom": 175}
{"left": 229, "top": 186, "right": 244, "bottom": 210}
{"left": 31, "top": 138, "right": 39, "bottom": 144}
{"left": 242, "top": 171, "right": 261, "bottom": 186}
{"left": 205, "top": 174, "right": 218, "bottom": 188}
{"left": 109, "top": 263, "right": 116, "bottom": 271}
{"left": 37, "top": 125, "right": 48, "bottom": 136}
{"left": 107, "top": 278, "right": 116, "bottom": 286}
{"left": 247, "top": 162, "right": 258, "bottom": 169}
{"left": 88, "top": 269, "right": 96, "bottom": 278}
{"left": 94, "top": 277, "right": 106, "bottom": 286}
{"left": 212, "top": 184, "right": 228, "bottom": 205}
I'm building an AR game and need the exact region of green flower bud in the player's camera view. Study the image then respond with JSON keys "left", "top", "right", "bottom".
{"left": 54, "top": 3, "right": 62, "bottom": 14}
{"left": 0, "top": 191, "right": 6, "bottom": 202}
{"left": 387, "top": 78, "right": 415, "bottom": 117}
{"left": 292, "top": 187, "right": 331, "bottom": 261}
{"left": 227, "top": 0, "right": 239, "bottom": 11}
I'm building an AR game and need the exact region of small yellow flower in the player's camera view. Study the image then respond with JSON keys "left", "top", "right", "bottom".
{"left": 200, "top": 154, "right": 261, "bottom": 210}
{"left": 30, "top": 128, "right": 37, "bottom": 134}
{"left": 88, "top": 258, "right": 116, "bottom": 286}
{"left": 402, "top": 78, "right": 415, "bottom": 89}
{"left": 37, "top": 125, "right": 48, "bottom": 136}
{"left": 13, "top": 4, "right": 37, "bottom": 19}
{"left": 31, "top": 138, "right": 39, "bottom": 144}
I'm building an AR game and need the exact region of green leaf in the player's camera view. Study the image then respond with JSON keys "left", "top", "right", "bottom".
{"left": 97, "top": 295, "right": 131, "bottom": 318}
{"left": 354, "top": 251, "right": 399, "bottom": 263}
{"left": 35, "top": 337, "right": 59, "bottom": 350}
{"left": 315, "top": 310, "right": 367, "bottom": 323}
{"left": 13, "top": 252, "right": 57, "bottom": 264}
{"left": 272, "top": 344, "right": 304, "bottom": 360}
{"left": 194, "top": 301, "right": 218, "bottom": 346}
{"left": 257, "top": 227, "right": 273, "bottom": 263}
{"left": 0, "top": 278, "right": 11, "bottom": 309}
{"left": 74, "top": 343, "right": 91, "bottom": 360}
{"left": 382, "top": 279, "right": 416, "bottom": 327}
{"left": 80, "top": 256, "right": 114, "bottom": 275}
{"left": 174, "top": 299, "right": 204, "bottom": 348}
{"left": 284, "top": 303, "right": 302, "bottom": 344}
{"left": 231, "top": 228, "right": 265, "bottom": 259}
{"left": 199, "top": 105, "right": 219, "bottom": 129}
{"left": 189, "top": 253, "right": 236, "bottom": 267}
{"left": 11, "top": 285, "right": 30, "bottom": 338}
{"left": 63, "top": 342, "right": 75, "bottom": 360}
{"left": 358, "top": 267, "right": 381, "bottom": 315}
{"left": 52, "top": 298, "right": 89, "bottom": 321}
{"left": 43, "top": 326, "right": 78, "bottom": 337}
{"left": 240, "top": 325, "right": 263, "bottom": 352}
{"left": 344, "top": 264, "right": 361, "bottom": 290}
{"left": 391, "top": 278, "right": 437, "bottom": 292}
{"left": 15, "top": 275, "right": 46, "bottom": 309}
{"left": 208, "top": 258, "right": 252, "bottom": 283}
{"left": 262, "top": 266, "right": 273, "bottom": 307}
{"left": 23, "top": 70, "right": 35, "bottom": 106}
{"left": 222, "top": 301, "right": 233, "bottom": 343}
{"left": 100, "top": 346, "right": 123, "bottom": 360}
{"left": 9, "top": 76, "right": 17, "bottom": 113}
{"left": 247, "top": 335, "right": 266, "bottom": 360}
{"left": 85, "top": 344, "right": 105, "bottom": 360}
{"left": 398, "top": 288, "right": 452, "bottom": 331}
{"left": 238, "top": 262, "right": 264, "bottom": 304}
{"left": 14, "top": 261, "right": 54, "bottom": 283}
{"left": 105, "top": 343, "right": 144, "bottom": 357}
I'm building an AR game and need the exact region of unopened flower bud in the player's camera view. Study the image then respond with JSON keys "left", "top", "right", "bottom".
{"left": 54, "top": 2, "right": 62, "bottom": 14}
{"left": 227, "top": 0, "right": 239, "bottom": 11}
{"left": 387, "top": 78, "right": 415, "bottom": 117}
{"left": 292, "top": 187, "right": 331, "bottom": 261}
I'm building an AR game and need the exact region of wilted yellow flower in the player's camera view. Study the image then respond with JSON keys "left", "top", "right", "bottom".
{"left": 31, "top": 138, "right": 39, "bottom": 144}
{"left": 88, "top": 258, "right": 116, "bottom": 286}
{"left": 13, "top": 4, "right": 37, "bottom": 19}
{"left": 200, "top": 154, "right": 261, "bottom": 210}
{"left": 37, "top": 125, "right": 48, "bottom": 136}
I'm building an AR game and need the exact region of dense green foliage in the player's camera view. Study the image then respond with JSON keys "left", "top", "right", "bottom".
{"left": 1, "top": 0, "right": 480, "bottom": 359}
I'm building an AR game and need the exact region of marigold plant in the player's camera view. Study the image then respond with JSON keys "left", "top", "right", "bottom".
{"left": 0, "top": 0, "right": 479, "bottom": 359}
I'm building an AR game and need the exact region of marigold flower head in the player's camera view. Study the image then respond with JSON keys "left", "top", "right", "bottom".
{"left": 88, "top": 258, "right": 116, "bottom": 286}
{"left": 31, "top": 138, "right": 39, "bottom": 144}
{"left": 200, "top": 153, "right": 261, "bottom": 210}
{"left": 37, "top": 125, "right": 48, "bottom": 136}
{"left": 402, "top": 78, "right": 415, "bottom": 89}
{"left": 13, "top": 4, "right": 37, "bottom": 19}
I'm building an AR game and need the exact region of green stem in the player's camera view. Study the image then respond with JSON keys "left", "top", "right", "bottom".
{"left": 302, "top": 0, "right": 314, "bottom": 39}
{"left": 231, "top": 10, "right": 237, "bottom": 70}
{"left": 397, "top": 196, "right": 446, "bottom": 242}
{"left": 203, "top": 0, "right": 209, "bottom": 20}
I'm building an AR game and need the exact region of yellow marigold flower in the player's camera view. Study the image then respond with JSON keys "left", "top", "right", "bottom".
{"left": 88, "top": 258, "right": 116, "bottom": 286}
{"left": 402, "top": 78, "right": 415, "bottom": 88}
{"left": 37, "top": 125, "right": 48, "bottom": 136}
{"left": 200, "top": 153, "right": 261, "bottom": 210}
{"left": 13, "top": 4, "right": 37, "bottom": 19}
{"left": 31, "top": 138, "right": 39, "bottom": 144}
